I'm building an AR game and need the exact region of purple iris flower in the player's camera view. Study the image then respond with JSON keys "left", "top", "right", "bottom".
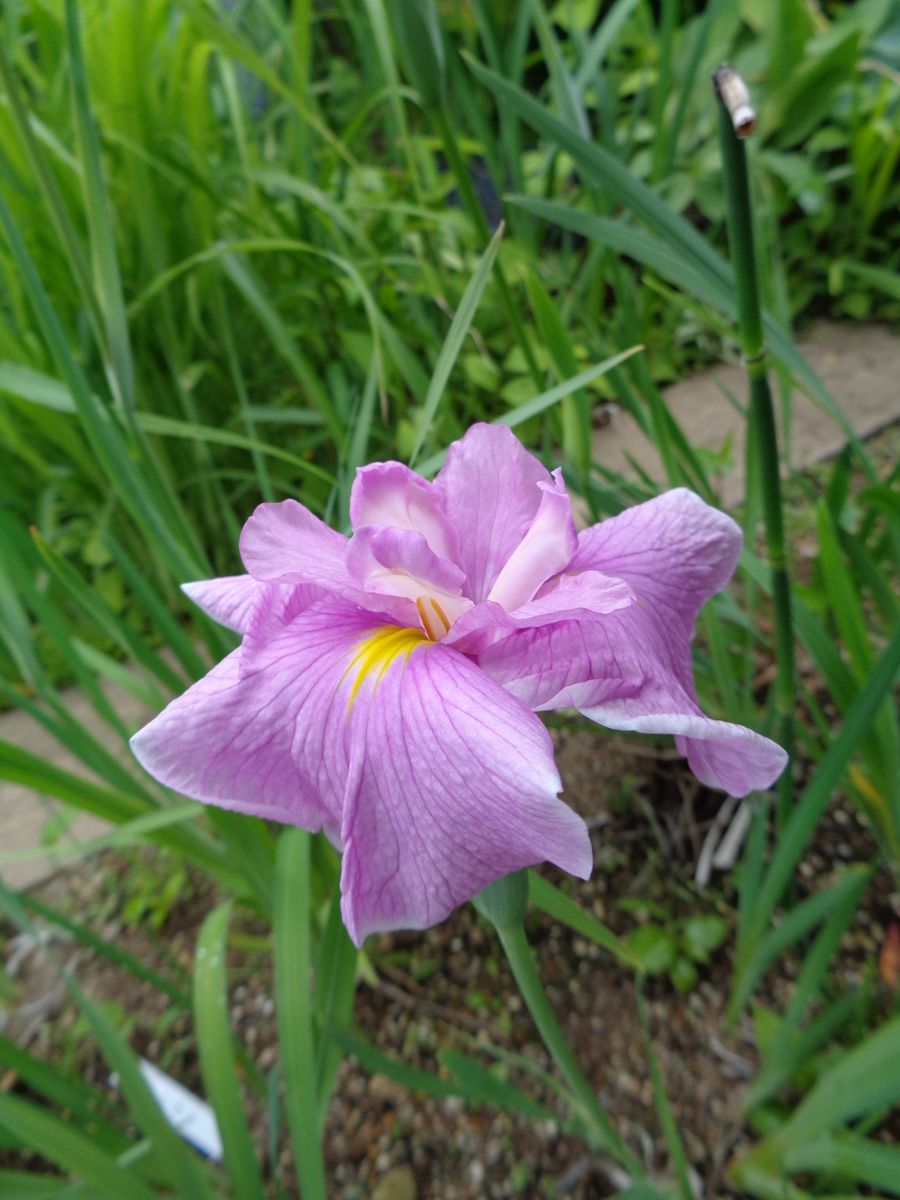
{"left": 131, "top": 424, "right": 786, "bottom": 944}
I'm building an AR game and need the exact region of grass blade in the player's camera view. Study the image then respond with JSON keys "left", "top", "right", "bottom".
{"left": 414, "top": 347, "right": 643, "bottom": 477}
{"left": 64, "top": 0, "right": 134, "bottom": 415}
{"left": 739, "top": 624, "right": 900, "bottom": 975}
{"left": 783, "top": 1137, "right": 900, "bottom": 1194}
{"left": 0, "top": 1096, "right": 157, "bottom": 1200}
{"left": 274, "top": 829, "right": 327, "bottom": 1198}
{"left": 528, "top": 872, "right": 640, "bottom": 969}
{"left": 0, "top": 879, "right": 216, "bottom": 1200}
{"left": 731, "top": 865, "right": 872, "bottom": 1021}
{"left": 778, "top": 1013, "right": 900, "bottom": 1144}
{"left": 408, "top": 222, "right": 504, "bottom": 466}
{"left": 314, "top": 889, "right": 358, "bottom": 1122}
{"left": 194, "top": 901, "right": 265, "bottom": 1200}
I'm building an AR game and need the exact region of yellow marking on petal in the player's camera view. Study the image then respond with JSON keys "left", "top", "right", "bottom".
{"left": 430, "top": 597, "right": 451, "bottom": 635}
{"left": 341, "top": 625, "right": 431, "bottom": 713}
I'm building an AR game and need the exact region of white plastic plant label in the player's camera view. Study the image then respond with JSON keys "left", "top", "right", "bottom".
{"left": 136, "top": 1058, "right": 223, "bottom": 1162}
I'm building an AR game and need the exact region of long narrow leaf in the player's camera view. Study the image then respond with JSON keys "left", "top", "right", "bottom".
{"left": 0, "top": 1096, "right": 157, "bottom": 1200}
{"left": 476, "top": 66, "right": 874, "bottom": 470}
{"left": 194, "top": 902, "right": 264, "bottom": 1200}
{"left": 64, "top": 0, "right": 135, "bottom": 414}
{"left": 274, "top": 829, "right": 327, "bottom": 1198}
{"left": 408, "top": 223, "right": 504, "bottom": 465}
{"left": 528, "top": 872, "right": 640, "bottom": 968}
{"left": 0, "top": 880, "right": 215, "bottom": 1200}
{"left": 740, "top": 625, "right": 900, "bottom": 971}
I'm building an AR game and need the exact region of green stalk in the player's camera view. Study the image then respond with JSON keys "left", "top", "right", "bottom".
{"left": 635, "top": 984, "right": 694, "bottom": 1200}
{"left": 432, "top": 104, "right": 544, "bottom": 391}
{"left": 476, "top": 873, "right": 642, "bottom": 1176}
{"left": 649, "top": 0, "right": 678, "bottom": 183}
{"left": 714, "top": 74, "right": 795, "bottom": 826}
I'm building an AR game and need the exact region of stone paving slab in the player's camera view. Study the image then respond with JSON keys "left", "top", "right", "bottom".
{"left": 1, "top": 321, "right": 898, "bottom": 890}
{"left": 594, "top": 322, "right": 900, "bottom": 505}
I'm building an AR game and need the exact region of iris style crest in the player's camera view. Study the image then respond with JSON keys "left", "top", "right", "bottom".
{"left": 131, "top": 424, "right": 787, "bottom": 945}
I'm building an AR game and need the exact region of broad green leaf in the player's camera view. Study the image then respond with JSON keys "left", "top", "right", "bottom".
{"left": 625, "top": 925, "right": 678, "bottom": 975}
{"left": 681, "top": 915, "right": 728, "bottom": 964}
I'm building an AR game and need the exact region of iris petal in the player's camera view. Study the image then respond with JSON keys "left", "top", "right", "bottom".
{"left": 484, "top": 602, "right": 786, "bottom": 797}
{"left": 487, "top": 470, "right": 578, "bottom": 612}
{"left": 181, "top": 576, "right": 261, "bottom": 634}
{"left": 129, "top": 601, "right": 379, "bottom": 839}
{"left": 434, "top": 423, "right": 553, "bottom": 600}
{"left": 133, "top": 431, "right": 787, "bottom": 940}
{"left": 350, "top": 461, "right": 461, "bottom": 564}
{"left": 240, "top": 498, "right": 351, "bottom": 590}
{"left": 569, "top": 488, "right": 742, "bottom": 632}
{"left": 339, "top": 638, "right": 591, "bottom": 944}
{"left": 132, "top": 595, "right": 591, "bottom": 945}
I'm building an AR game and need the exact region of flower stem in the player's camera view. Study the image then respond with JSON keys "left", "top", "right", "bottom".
{"left": 714, "top": 71, "right": 795, "bottom": 826}
{"left": 478, "top": 876, "right": 642, "bottom": 1175}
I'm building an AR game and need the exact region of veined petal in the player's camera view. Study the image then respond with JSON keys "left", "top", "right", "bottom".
{"left": 530, "top": 490, "right": 784, "bottom": 795}
{"left": 570, "top": 488, "right": 742, "bottom": 633}
{"left": 346, "top": 525, "right": 466, "bottom": 596}
{"left": 485, "top": 603, "right": 786, "bottom": 797}
{"left": 675, "top": 729, "right": 787, "bottom": 798}
{"left": 181, "top": 576, "right": 326, "bottom": 644}
{"left": 339, "top": 641, "right": 591, "bottom": 944}
{"left": 521, "top": 570, "right": 635, "bottom": 619}
{"left": 240, "top": 498, "right": 351, "bottom": 589}
{"left": 130, "top": 601, "right": 384, "bottom": 837}
{"left": 434, "top": 423, "right": 553, "bottom": 601}
{"left": 473, "top": 611, "right": 642, "bottom": 710}
{"left": 240, "top": 581, "right": 332, "bottom": 663}
{"left": 575, "top": 699, "right": 787, "bottom": 799}
{"left": 444, "top": 570, "right": 635, "bottom": 657}
{"left": 487, "top": 470, "right": 578, "bottom": 612}
{"left": 181, "top": 576, "right": 261, "bottom": 634}
{"left": 239, "top": 499, "right": 418, "bottom": 627}
{"left": 132, "top": 597, "right": 592, "bottom": 944}
{"left": 350, "top": 461, "right": 461, "bottom": 564}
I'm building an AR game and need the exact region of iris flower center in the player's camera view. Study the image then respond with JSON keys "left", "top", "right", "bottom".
{"left": 343, "top": 624, "right": 431, "bottom": 711}
{"left": 415, "top": 595, "right": 452, "bottom": 640}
